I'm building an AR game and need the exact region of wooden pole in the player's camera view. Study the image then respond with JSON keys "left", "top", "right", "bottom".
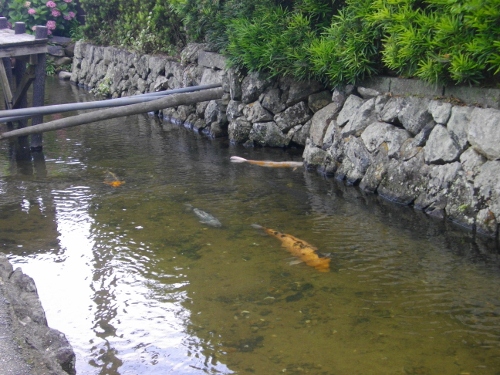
{"left": 0, "top": 87, "right": 224, "bottom": 140}
{"left": 30, "top": 26, "right": 48, "bottom": 150}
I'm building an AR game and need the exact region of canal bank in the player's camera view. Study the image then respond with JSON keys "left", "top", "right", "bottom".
{"left": 70, "top": 41, "right": 500, "bottom": 239}
{"left": 0, "top": 253, "right": 75, "bottom": 375}
{"left": 1, "top": 76, "right": 500, "bottom": 373}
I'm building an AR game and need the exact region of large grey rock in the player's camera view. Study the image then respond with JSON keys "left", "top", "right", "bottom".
{"left": 180, "top": 43, "right": 208, "bottom": 65}
{"left": 379, "top": 96, "right": 406, "bottom": 124}
{"left": 200, "top": 68, "right": 224, "bottom": 86}
{"left": 243, "top": 101, "right": 273, "bottom": 123}
{"left": 445, "top": 171, "right": 478, "bottom": 229}
{"left": 226, "top": 100, "right": 244, "bottom": 121}
{"left": 336, "top": 95, "right": 364, "bottom": 127}
{"left": 303, "top": 140, "right": 328, "bottom": 167}
{"left": 148, "top": 56, "right": 166, "bottom": 77}
{"left": 359, "top": 146, "right": 389, "bottom": 193}
{"left": 447, "top": 106, "right": 473, "bottom": 151}
{"left": 48, "top": 45, "right": 65, "bottom": 57}
{"left": 460, "top": 147, "right": 486, "bottom": 182}
{"left": 204, "top": 99, "right": 227, "bottom": 130}
{"left": 241, "top": 72, "right": 271, "bottom": 104}
{"left": 153, "top": 75, "right": 169, "bottom": 92}
{"left": 261, "top": 88, "right": 286, "bottom": 114}
{"left": 341, "top": 98, "right": 376, "bottom": 137}
{"left": 0, "top": 254, "right": 76, "bottom": 375}
{"left": 414, "top": 162, "right": 461, "bottom": 218}
{"left": 474, "top": 160, "right": 500, "bottom": 222}
{"left": 133, "top": 54, "right": 150, "bottom": 79}
{"left": 428, "top": 100, "right": 452, "bottom": 124}
{"left": 344, "top": 136, "right": 372, "bottom": 184}
{"left": 309, "top": 102, "right": 340, "bottom": 147}
{"left": 357, "top": 86, "right": 380, "bottom": 99}
{"left": 249, "top": 122, "right": 288, "bottom": 147}
{"left": 424, "top": 125, "right": 462, "bottom": 164}
{"left": 228, "top": 117, "right": 252, "bottom": 143}
{"left": 377, "top": 152, "right": 426, "bottom": 205}
{"left": 291, "top": 120, "right": 311, "bottom": 146}
{"left": 286, "top": 79, "right": 323, "bottom": 106}
{"left": 468, "top": 107, "right": 500, "bottom": 160}
{"left": 198, "top": 51, "right": 226, "bottom": 70}
{"left": 323, "top": 125, "right": 345, "bottom": 175}
{"left": 274, "top": 101, "right": 311, "bottom": 132}
{"left": 308, "top": 90, "right": 332, "bottom": 113}
{"left": 476, "top": 208, "right": 498, "bottom": 237}
{"left": 398, "top": 97, "right": 433, "bottom": 135}
{"left": 361, "top": 121, "right": 411, "bottom": 158}
{"left": 322, "top": 119, "right": 338, "bottom": 150}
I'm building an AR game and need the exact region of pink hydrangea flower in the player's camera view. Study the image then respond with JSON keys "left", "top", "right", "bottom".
{"left": 51, "top": 9, "right": 61, "bottom": 17}
{"left": 46, "top": 1, "right": 56, "bottom": 8}
{"left": 28, "top": 8, "right": 36, "bottom": 15}
{"left": 46, "top": 20, "right": 56, "bottom": 30}
{"left": 64, "top": 11, "right": 76, "bottom": 20}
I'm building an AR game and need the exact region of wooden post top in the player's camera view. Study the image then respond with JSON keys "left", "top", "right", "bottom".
{"left": 0, "top": 19, "right": 48, "bottom": 58}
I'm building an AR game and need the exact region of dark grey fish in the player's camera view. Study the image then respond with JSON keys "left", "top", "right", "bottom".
{"left": 185, "top": 204, "right": 222, "bottom": 227}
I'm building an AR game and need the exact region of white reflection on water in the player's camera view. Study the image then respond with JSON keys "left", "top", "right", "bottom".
{"left": 11, "top": 183, "right": 232, "bottom": 374}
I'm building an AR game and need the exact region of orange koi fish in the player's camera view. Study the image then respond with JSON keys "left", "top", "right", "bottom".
{"left": 252, "top": 224, "right": 330, "bottom": 272}
{"left": 103, "top": 171, "right": 125, "bottom": 188}
{"left": 230, "top": 156, "right": 303, "bottom": 168}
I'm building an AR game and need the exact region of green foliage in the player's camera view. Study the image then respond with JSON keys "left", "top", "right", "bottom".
{"left": 90, "top": 78, "right": 112, "bottom": 97}
{"left": 307, "top": 0, "right": 382, "bottom": 86}
{"left": 79, "top": 0, "right": 183, "bottom": 54}
{"left": 225, "top": 5, "right": 317, "bottom": 79}
{"left": 369, "top": 0, "right": 500, "bottom": 85}
{"left": 4, "top": 0, "right": 78, "bottom": 37}
{"left": 45, "top": 58, "right": 56, "bottom": 75}
{"left": 70, "top": 0, "right": 500, "bottom": 86}
{"left": 78, "top": 0, "right": 118, "bottom": 45}
{"left": 68, "top": 19, "right": 84, "bottom": 41}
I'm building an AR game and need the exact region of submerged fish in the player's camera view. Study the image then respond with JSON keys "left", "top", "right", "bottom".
{"left": 252, "top": 224, "right": 330, "bottom": 272}
{"left": 186, "top": 204, "right": 222, "bottom": 227}
{"left": 104, "top": 171, "right": 125, "bottom": 188}
{"left": 230, "top": 156, "right": 303, "bottom": 168}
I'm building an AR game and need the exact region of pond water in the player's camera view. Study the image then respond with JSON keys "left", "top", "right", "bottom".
{"left": 1, "top": 78, "right": 500, "bottom": 375}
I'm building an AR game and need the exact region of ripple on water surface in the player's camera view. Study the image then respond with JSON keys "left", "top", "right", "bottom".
{"left": 1, "top": 78, "right": 500, "bottom": 375}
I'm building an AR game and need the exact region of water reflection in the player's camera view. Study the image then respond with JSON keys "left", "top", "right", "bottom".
{"left": 1, "top": 78, "right": 500, "bottom": 374}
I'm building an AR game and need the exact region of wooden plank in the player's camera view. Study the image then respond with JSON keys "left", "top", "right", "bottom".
{"left": 0, "top": 58, "right": 13, "bottom": 109}
{"left": 0, "top": 44, "right": 48, "bottom": 58}
{"left": 30, "top": 52, "right": 46, "bottom": 150}
{"left": 12, "top": 65, "right": 35, "bottom": 109}
{"left": 0, "top": 26, "right": 48, "bottom": 57}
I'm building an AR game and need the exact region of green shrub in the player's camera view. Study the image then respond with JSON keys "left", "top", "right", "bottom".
{"left": 224, "top": 1, "right": 341, "bottom": 80}
{"left": 307, "top": 0, "right": 382, "bottom": 86}
{"left": 78, "top": 0, "right": 119, "bottom": 45}
{"left": 80, "top": 0, "right": 183, "bottom": 54}
{"left": 370, "top": 0, "right": 500, "bottom": 85}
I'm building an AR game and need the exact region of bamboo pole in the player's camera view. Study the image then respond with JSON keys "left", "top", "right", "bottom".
{"left": 0, "top": 87, "right": 224, "bottom": 140}
{"left": 0, "top": 83, "right": 222, "bottom": 120}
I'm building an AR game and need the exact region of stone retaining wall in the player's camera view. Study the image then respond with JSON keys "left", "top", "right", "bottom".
{"left": 0, "top": 253, "right": 76, "bottom": 375}
{"left": 70, "top": 42, "right": 500, "bottom": 238}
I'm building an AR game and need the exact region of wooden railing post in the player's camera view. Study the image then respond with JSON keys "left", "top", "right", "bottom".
{"left": 31, "top": 26, "right": 48, "bottom": 150}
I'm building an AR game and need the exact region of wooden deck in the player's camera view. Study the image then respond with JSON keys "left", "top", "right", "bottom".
{"left": 0, "top": 28, "right": 48, "bottom": 57}
{"left": 0, "top": 18, "right": 48, "bottom": 149}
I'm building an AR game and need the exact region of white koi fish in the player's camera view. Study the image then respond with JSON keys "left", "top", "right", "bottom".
{"left": 185, "top": 204, "right": 222, "bottom": 227}
{"left": 230, "top": 156, "right": 303, "bottom": 168}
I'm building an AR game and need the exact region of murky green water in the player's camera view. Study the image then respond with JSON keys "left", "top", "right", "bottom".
{"left": 1, "top": 78, "right": 500, "bottom": 375}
